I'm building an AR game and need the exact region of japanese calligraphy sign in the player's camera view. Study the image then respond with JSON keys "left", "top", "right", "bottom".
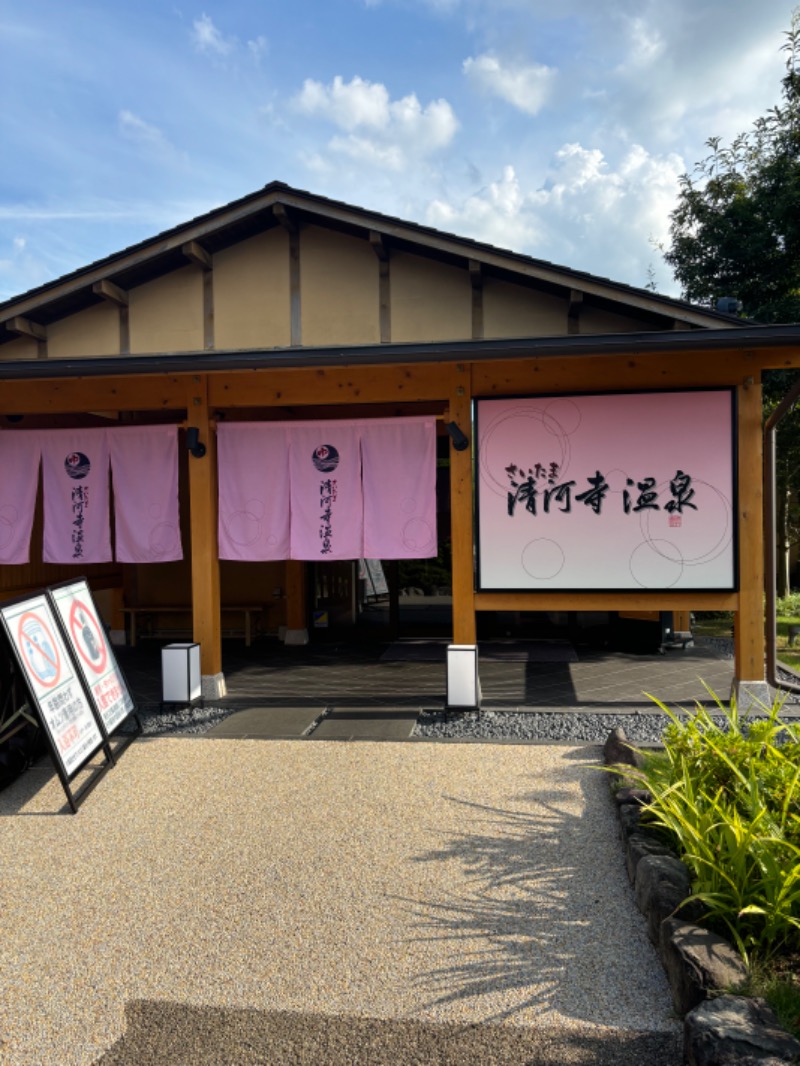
{"left": 49, "top": 579, "right": 134, "bottom": 734}
{"left": 41, "top": 428, "right": 111, "bottom": 564}
{"left": 0, "top": 594, "right": 104, "bottom": 778}
{"left": 476, "top": 390, "right": 736, "bottom": 591}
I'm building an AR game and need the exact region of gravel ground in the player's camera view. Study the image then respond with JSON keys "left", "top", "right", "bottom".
{"left": 0, "top": 738, "right": 679, "bottom": 1065}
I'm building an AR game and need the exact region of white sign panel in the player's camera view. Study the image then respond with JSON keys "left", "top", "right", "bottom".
{"left": 49, "top": 580, "right": 134, "bottom": 734}
{"left": 476, "top": 390, "right": 736, "bottom": 591}
{"left": 0, "top": 595, "right": 104, "bottom": 777}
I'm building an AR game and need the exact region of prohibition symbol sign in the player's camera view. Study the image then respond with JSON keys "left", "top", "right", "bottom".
{"left": 18, "top": 611, "right": 61, "bottom": 689}
{"left": 68, "top": 600, "right": 108, "bottom": 675}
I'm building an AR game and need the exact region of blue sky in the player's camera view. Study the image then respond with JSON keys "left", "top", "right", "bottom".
{"left": 0, "top": 1, "right": 793, "bottom": 303}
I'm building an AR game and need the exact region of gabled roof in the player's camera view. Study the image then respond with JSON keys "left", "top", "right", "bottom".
{"left": 0, "top": 180, "right": 742, "bottom": 346}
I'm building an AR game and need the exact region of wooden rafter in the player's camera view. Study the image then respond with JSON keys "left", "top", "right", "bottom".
{"left": 182, "top": 241, "right": 212, "bottom": 270}
{"left": 92, "top": 279, "right": 128, "bottom": 306}
{"left": 273, "top": 203, "right": 297, "bottom": 234}
{"left": 369, "top": 231, "right": 389, "bottom": 262}
{"left": 4, "top": 316, "right": 46, "bottom": 341}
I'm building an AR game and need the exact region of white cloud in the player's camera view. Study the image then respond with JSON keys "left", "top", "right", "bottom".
{"left": 191, "top": 13, "right": 233, "bottom": 56}
{"left": 292, "top": 76, "right": 458, "bottom": 169}
{"left": 424, "top": 144, "right": 685, "bottom": 292}
{"left": 118, "top": 110, "right": 171, "bottom": 150}
{"left": 247, "top": 35, "right": 268, "bottom": 62}
{"left": 463, "top": 53, "right": 556, "bottom": 115}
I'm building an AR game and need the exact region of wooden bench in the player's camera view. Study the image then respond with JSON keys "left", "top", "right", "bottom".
{"left": 122, "top": 605, "right": 263, "bottom": 647}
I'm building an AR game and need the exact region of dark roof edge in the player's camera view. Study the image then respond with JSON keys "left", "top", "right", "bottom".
{"left": 0, "top": 180, "right": 741, "bottom": 327}
{"left": 0, "top": 324, "right": 797, "bottom": 382}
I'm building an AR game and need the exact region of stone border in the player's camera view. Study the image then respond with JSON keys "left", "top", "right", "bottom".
{"left": 604, "top": 727, "right": 800, "bottom": 1066}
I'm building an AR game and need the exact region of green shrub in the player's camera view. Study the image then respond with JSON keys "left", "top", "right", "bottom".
{"left": 633, "top": 688, "right": 800, "bottom": 965}
{"left": 777, "top": 591, "right": 800, "bottom": 617}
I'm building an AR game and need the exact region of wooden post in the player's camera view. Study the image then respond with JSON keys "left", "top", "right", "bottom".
{"left": 734, "top": 376, "right": 768, "bottom": 704}
{"left": 284, "top": 561, "right": 308, "bottom": 644}
{"left": 449, "top": 364, "right": 476, "bottom": 644}
{"left": 186, "top": 375, "right": 224, "bottom": 693}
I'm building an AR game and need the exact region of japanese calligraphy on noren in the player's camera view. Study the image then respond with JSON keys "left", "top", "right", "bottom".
{"left": 477, "top": 391, "right": 735, "bottom": 592}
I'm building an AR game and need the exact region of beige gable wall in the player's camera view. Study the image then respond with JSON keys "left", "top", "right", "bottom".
{"left": 301, "top": 226, "right": 379, "bottom": 346}
{"left": 0, "top": 336, "right": 39, "bottom": 361}
{"left": 391, "top": 252, "right": 471, "bottom": 342}
{"left": 214, "top": 229, "right": 291, "bottom": 349}
{"left": 483, "top": 278, "right": 568, "bottom": 338}
{"left": 48, "top": 301, "right": 120, "bottom": 358}
{"left": 129, "top": 265, "right": 203, "bottom": 354}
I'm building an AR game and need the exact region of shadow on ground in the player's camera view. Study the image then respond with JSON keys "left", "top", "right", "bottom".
{"left": 397, "top": 746, "right": 671, "bottom": 1032}
{"left": 94, "top": 1000, "right": 682, "bottom": 1065}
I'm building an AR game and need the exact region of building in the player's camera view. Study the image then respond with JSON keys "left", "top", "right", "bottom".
{"left": 1, "top": 181, "right": 798, "bottom": 701}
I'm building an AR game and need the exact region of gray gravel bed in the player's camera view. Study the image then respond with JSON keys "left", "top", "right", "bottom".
{"left": 124, "top": 636, "right": 800, "bottom": 743}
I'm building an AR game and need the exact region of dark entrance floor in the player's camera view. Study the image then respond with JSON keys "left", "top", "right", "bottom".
{"left": 115, "top": 637, "right": 736, "bottom": 713}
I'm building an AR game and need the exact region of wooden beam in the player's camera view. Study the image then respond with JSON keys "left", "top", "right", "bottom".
{"left": 475, "top": 591, "right": 738, "bottom": 611}
{"left": 472, "top": 349, "right": 758, "bottom": 396}
{"left": 734, "top": 377, "right": 765, "bottom": 682}
{"left": 91, "top": 280, "right": 129, "bottom": 354}
{"left": 209, "top": 362, "right": 451, "bottom": 407}
{"left": 469, "top": 260, "right": 483, "bottom": 341}
{"left": 92, "top": 279, "right": 128, "bottom": 306}
{"left": 568, "top": 290, "right": 583, "bottom": 335}
{"left": 273, "top": 203, "right": 297, "bottom": 234}
{"left": 182, "top": 240, "right": 212, "bottom": 271}
{"left": 186, "top": 375, "right": 222, "bottom": 679}
{"left": 2, "top": 374, "right": 189, "bottom": 415}
{"left": 203, "top": 269, "right": 214, "bottom": 350}
{"left": 4, "top": 316, "right": 46, "bottom": 341}
{"left": 289, "top": 228, "right": 301, "bottom": 346}
{"left": 369, "top": 231, "right": 389, "bottom": 262}
{"left": 450, "top": 364, "right": 476, "bottom": 643}
{"left": 370, "top": 232, "right": 391, "bottom": 342}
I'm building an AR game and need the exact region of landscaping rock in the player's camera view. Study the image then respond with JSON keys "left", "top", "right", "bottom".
{"left": 617, "top": 802, "right": 643, "bottom": 838}
{"left": 660, "top": 919, "right": 749, "bottom": 1016}
{"left": 614, "top": 786, "right": 652, "bottom": 806}
{"left": 634, "top": 853, "right": 699, "bottom": 945}
{"left": 603, "top": 726, "right": 643, "bottom": 768}
{"left": 625, "top": 831, "right": 675, "bottom": 884}
{"left": 684, "top": 995, "right": 800, "bottom": 1065}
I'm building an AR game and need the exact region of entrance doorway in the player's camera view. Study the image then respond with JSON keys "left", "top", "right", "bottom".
{"left": 309, "top": 434, "right": 453, "bottom": 641}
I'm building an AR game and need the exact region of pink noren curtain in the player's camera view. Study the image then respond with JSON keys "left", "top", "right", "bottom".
{"left": 361, "top": 417, "right": 438, "bottom": 559}
{"left": 217, "top": 423, "right": 291, "bottom": 561}
{"left": 0, "top": 432, "right": 41, "bottom": 564}
{"left": 110, "top": 426, "right": 182, "bottom": 563}
{"left": 41, "top": 429, "right": 111, "bottom": 564}
{"left": 216, "top": 418, "right": 438, "bottom": 561}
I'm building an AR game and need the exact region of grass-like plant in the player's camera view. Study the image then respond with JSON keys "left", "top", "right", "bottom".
{"left": 631, "top": 687, "right": 800, "bottom": 966}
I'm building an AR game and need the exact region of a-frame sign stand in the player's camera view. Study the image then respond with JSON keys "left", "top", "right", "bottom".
{"left": 0, "top": 581, "right": 141, "bottom": 813}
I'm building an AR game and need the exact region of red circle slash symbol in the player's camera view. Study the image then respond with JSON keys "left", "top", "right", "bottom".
{"left": 18, "top": 612, "right": 61, "bottom": 689}
{"left": 68, "top": 600, "right": 108, "bottom": 675}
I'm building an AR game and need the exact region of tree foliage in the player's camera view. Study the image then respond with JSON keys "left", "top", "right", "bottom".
{"left": 664, "top": 9, "right": 800, "bottom": 324}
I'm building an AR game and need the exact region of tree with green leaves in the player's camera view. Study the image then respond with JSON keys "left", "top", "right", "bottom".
{"left": 664, "top": 9, "right": 800, "bottom": 324}
{"left": 664, "top": 11, "right": 800, "bottom": 595}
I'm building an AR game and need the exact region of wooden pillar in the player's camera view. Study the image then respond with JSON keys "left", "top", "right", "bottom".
{"left": 734, "top": 376, "right": 767, "bottom": 694}
{"left": 449, "top": 363, "right": 476, "bottom": 644}
{"left": 186, "top": 375, "right": 224, "bottom": 691}
{"left": 284, "top": 561, "right": 308, "bottom": 644}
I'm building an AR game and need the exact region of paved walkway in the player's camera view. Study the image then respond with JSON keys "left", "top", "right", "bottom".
{"left": 117, "top": 638, "right": 737, "bottom": 745}
{"left": 0, "top": 739, "right": 681, "bottom": 1065}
